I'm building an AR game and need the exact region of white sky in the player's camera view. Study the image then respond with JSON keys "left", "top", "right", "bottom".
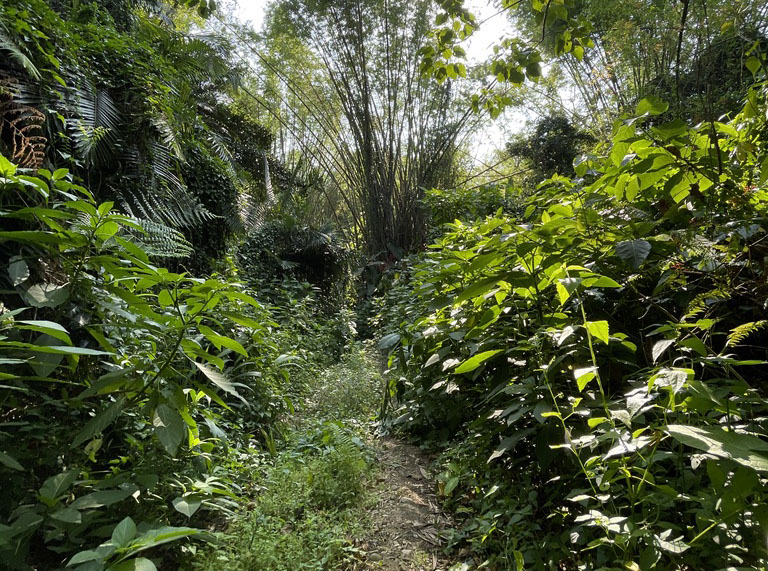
{"left": 233, "top": 0, "right": 269, "bottom": 29}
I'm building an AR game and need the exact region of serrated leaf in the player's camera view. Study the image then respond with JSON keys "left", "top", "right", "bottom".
{"left": 652, "top": 339, "right": 675, "bottom": 363}
{"left": 574, "top": 366, "right": 597, "bottom": 391}
{"left": 636, "top": 96, "right": 669, "bottom": 116}
{"left": 616, "top": 240, "right": 651, "bottom": 269}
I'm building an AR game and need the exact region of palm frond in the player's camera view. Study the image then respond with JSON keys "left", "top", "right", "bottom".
{"left": 67, "top": 82, "right": 122, "bottom": 167}
{"left": 149, "top": 141, "right": 186, "bottom": 195}
{"left": 0, "top": 26, "right": 41, "bottom": 81}
{"left": 150, "top": 112, "right": 185, "bottom": 162}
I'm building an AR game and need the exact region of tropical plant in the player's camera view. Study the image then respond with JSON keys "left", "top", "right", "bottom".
{"left": 378, "top": 84, "right": 768, "bottom": 568}
{"left": 0, "top": 155, "right": 294, "bottom": 568}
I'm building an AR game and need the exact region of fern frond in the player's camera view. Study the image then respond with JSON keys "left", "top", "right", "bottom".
{"left": 148, "top": 141, "right": 186, "bottom": 195}
{"left": 726, "top": 320, "right": 768, "bottom": 348}
{"left": 121, "top": 217, "right": 195, "bottom": 258}
{"left": 0, "top": 80, "right": 46, "bottom": 169}
{"left": 683, "top": 287, "right": 730, "bottom": 321}
{"left": 121, "top": 184, "right": 218, "bottom": 230}
{"left": 206, "top": 129, "right": 235, "bottom": 167}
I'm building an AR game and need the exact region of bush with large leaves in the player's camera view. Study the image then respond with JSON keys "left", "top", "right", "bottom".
{"left": 379, "top": 87, "right": 768, "bottom": 568}
{"left": 0, "top": 156, "right": 292, "bottom": 569}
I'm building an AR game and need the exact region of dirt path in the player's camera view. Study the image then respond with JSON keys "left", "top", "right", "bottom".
{"left": 353, "top": 437, "right": 461, "bottom": 571}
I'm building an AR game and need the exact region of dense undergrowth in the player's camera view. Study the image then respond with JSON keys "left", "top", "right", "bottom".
{"left": 0, "top": 154, "right": 357, "bottom": 568}
{"left": 189, "top": 348, "right": 382, "bottom": 570}
{"left": 376, "top": 86, "right": 768, "bottom": 569}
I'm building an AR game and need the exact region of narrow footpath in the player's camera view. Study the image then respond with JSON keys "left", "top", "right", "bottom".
{"left": 355, "top": 437, "right": 458, "bottom": 570}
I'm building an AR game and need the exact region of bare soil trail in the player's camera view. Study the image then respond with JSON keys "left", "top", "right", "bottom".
{"left": 353, "top": 437, "right": 462, "bottom": 571}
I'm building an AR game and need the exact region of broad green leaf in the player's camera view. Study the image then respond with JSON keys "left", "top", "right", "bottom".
{"left": 649, "top": 368, "right": 690, "bottom": 393}
{"left": 29, "top": 334, "right": 65, "bottom": 378}
{"left": 123, "top": 525, "right": 209, "bottom": 555}
{"left": 586, "top": 321, "right": 610, "bottom": 345}
{"left": 198, "top": 326, "right": 248, "bottom": 357}
{"left": 636, "top": 96, "right": 669, "bottom": 116}
{"left": 221, "top": 311, "right": 263, "bottom": 330}
{"left": 68, "top": 546, "right": 116, "bottom": 566}
{"left": 454, "top": 349, "right": 503, "bottom": 374}
{"left": 172, "top": 496, "right": 202, "bottom": 518}
{"left": 666, "top": 424, "right": 768, "bottom": 472}
{"left": 8, "top": 256, "right": 29, "bottom": 286}
{"left": 455, "top": 277, "right": 500, "bottom": 304}
{"left": 653, "top": 533, "right": 689, "bottom": 554}
{"left": 109, "top": 558, "right": 157, "bottom": 571}
{"left": 71, "top": 487, "right": 135, "bottom": 509}
{"left": 50, "top": 507, "right": 82, "bottom": 524}
{"left": 588, "top": 417, "right": 608, "bottom": 429}
{"left": 17, "top": 320, "right": 71, "bottom": 345}
{"left": 20, "top": 283, "right": 70, "bottom": 308}
{"left": 680, "top": 336, "right": 707, "bottom": 356}
{"left": 111, "top": 517, "right": 137, "bottom": 547}
{"left": 615, "top": 240, "right": 651, "bottom": 269}
{"left": 378, "top": 333, "right": 401, "bottom": 350}
{"left": 39, "top": 470, "right": 79, "bottom": 504}
{"left": 574, "top": 366, "right": 597, "bottom": 391}
{"left": 95, "top": 221, "right": 119, "bottom": 240}
{"left": 0, "top": 154, "right": 17, "bottom": 176}
{"left": 0, "top": 231, "right": 62, "bottom": 244}
{"left": 556, "top": 277, "right": 581, "bottom": 305}
{"left": 652, "top": 339, "right": 675, "bottom": 363}
{"left": 582, "top": 275, "right": 621, "bottom": 288}
{"left": 0, "top": 451, "right": 23, "bottom": 471}
{"left": 79, "top": 368, "right": 138, "bottom": 398}
{"left": 72, "top": 398, "right": 126, "bottom": 447}
{"left": 652, "top": 119, "right": 688, "bottom": 141}
{"left": 193, "top": 361, "right": 240, "bottom": 398}
{"left": 153, "top": 404, "right": 186, "bottom": 456}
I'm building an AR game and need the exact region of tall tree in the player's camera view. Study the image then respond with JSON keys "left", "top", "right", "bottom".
{"left": 258, "top": 0, "right": 475, "bottom": 259}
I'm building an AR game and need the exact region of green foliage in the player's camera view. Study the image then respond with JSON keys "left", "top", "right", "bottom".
{"left": 0, "top": 0, "right": 278, "bottom": 274}
{"left": 301, "top": 346, "right": 383, "bottom": 427}
{"left": 238, "top": 220, "right": 353, "bottom": 299}
{"left": 0, "top": 157, "right": 295, "bottom": 568}
{"left": 191, "top": 422, "right": 371, "bottom": 571}
{"left": 377, "top": 89, "right": 768, "bottom": 568}
{"left": 506, "top": 114, "right": 595, "bottom": 186}
{"left": 423, "top": 183, "right": 521, "bottom": 229}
